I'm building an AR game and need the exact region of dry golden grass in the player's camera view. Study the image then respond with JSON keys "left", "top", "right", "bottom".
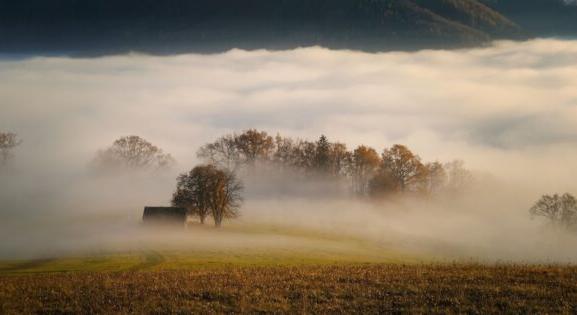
{"left": 2, "top": 263, "right": 577, "bottom": 314}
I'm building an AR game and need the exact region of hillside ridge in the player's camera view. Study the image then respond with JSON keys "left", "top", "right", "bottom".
{"left": 0, "top": 0, "right": 573, "bottom": 54}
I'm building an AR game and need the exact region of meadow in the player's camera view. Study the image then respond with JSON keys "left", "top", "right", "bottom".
{"left": 2, "top": 260, "right": 577, "bottom": 314}
{"left": 1, "top": 225, "right": 576, "bottom": 314}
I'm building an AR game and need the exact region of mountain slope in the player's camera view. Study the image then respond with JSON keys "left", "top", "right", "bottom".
{"left": 0, "top": 0, "right": 549, "bottom": 55}
{"left": 481, "top": 0, "right": 577, "bottom": 36}
{"left": 414, "top": 0, "right": 519, "bottom": 36}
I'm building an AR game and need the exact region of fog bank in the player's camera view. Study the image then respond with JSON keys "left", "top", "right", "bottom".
{"left": 1, "top": 39, "right": 577, "bottom": 262}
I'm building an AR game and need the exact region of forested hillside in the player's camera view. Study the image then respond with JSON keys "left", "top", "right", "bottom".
{"left": 0, "top": 0, "right": 574, "bottom": 54}
{"left": 481, "top": 0, "right": 577, "bottom": 36}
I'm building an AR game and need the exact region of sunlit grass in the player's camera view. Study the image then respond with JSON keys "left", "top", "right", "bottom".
{"left": 0, "top": 247, "right": 415, "bottom": 275}
{"left": 1, "top": 225, "right": 575, "bottom": 313}
{"left": 0, "top": 222, "right": 421, "bottom": 274}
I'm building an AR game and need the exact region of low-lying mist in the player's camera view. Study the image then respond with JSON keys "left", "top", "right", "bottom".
{"left": 1, "top": 39, "right": 577, "bottom": 262}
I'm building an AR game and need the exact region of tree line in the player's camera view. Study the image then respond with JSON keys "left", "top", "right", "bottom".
{"left": 8, "top": 131, "right": 577, "bottom": 230}
{"left": 86, "top": 131, "right": 475, "bottom": 226}
{"left": 198, "top": 129, "right": 473, "bottom": 198}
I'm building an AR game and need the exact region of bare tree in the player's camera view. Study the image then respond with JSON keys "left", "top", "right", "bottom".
{"left": 0, "top": 132, "right": 22, "bottom": 166}
{"left": 273, "top": 134, "right": 296, "bottom": 172}
{"left": 198, "top": 129, "right": 274, "bottom": 170}
{"left": 444, "top": 160, "right": 473, "bottom": 193}
{"left": 207, "top": 167, "right": 243, "bottom": 227}
{"left": 530, "top": 193, "right": 577, "bottom": 229}
{"left": 293, "top": 140, "right": 317, "bottom": 172}
{"left": 329, "top": 142, "right": 351, "bottom": 178}
{"left": 423, "top": 162, "right": 447, "bottom": 195}
{"left": 173, "top": 165, "right": 243, "bottom": 227}
{"left": 93, "top": 136, "right": 175, "bottom": 171}
{"left": 197, "top": 134, "right": 239, "bottom": 170}
{"left": 272, "top": 138, "right": 315, "bottom": 174}
{"left": 172, "top": 166, "right": 216, "bottom": 224}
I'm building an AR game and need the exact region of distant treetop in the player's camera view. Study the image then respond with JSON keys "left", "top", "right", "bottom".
{"left": 92, "top": 135, "right": 175, "bottom": 172}
{"left": 0, "top": 132, "right": 22, "bottom": 166}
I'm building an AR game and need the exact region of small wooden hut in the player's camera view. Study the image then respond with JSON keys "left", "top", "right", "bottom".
{"left": 142, "top": 206, "right": 187, "bottom": 225}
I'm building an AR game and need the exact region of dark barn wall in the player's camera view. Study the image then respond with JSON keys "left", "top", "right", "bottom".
{"left": 142, "top": 206, "right": 187, "bottom": 225}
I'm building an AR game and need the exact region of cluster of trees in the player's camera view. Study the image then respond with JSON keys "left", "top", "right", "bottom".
{"left": 91, "top": 136, "right": 175, "bottom": 172}
{"left": 88, "top": 136, "right": 242, "bottom": 227}
{"left": 7, "top": 131, "right": 577, "bottom": 232}
{"left": 172, "top": 165, "right": 243, "bottom": 227}
{"left": 0, "top": 132, "right": 21, "bottom": 167}
{"left": 198, "top": 129, "right": 473, "bottom": 197}
{"left": 530, "top": 193, "right": 577, "bottom": 230}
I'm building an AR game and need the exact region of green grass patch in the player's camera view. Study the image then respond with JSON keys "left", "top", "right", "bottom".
{"left": 0, "top": 223, "right": 424, "bottom": 275}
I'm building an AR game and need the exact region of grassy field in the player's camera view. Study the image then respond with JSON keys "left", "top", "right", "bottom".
{"left": 1, "top": 226, "right": 577, "bottom": 313}
{"left": 0, "top": 249, "right": 408, "bottom": 274}
{"left": 2, "top": 262, "right": 577, "bottom": 314}
{"left": 0, "top": 222, "right": 421, "bottom": 274}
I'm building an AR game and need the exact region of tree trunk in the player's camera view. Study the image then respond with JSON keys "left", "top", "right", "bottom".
{"left": 214, "top": 210, "right": 222, "bottom": 228}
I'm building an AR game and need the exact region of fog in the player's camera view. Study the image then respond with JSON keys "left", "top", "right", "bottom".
{"left": 1, "top": 38, "right": 577, "bottom": 262}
